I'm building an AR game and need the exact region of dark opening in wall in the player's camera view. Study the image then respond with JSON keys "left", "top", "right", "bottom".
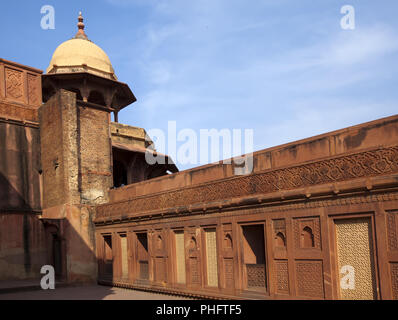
{"left": 113, "top": 160, "right": 127, "bottom": 188}
{"left": 137, "top": 233, "right": 149, "bottom": 280}
{"left": 103, "top": 235, "right": 113, "bottom": 278}
{"left": 242, "top": 224, "right": 267, "bottom": 289}
{"left": 88, "top": 90, "right": 106, "bottom": 105}
{"left": 66, "top": 87, "right": 83, "bottom": 100}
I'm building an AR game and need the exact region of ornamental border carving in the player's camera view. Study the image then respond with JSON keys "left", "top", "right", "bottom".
{"left": 96, "top": 146, "right": 398, "bottom": 220}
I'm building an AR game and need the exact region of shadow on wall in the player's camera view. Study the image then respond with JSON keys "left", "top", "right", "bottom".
{"left": 0, "top": 172, "right": 46, "bottom": 280}
{"left": 0, "top": 172, "right": 102, "bottom": 292}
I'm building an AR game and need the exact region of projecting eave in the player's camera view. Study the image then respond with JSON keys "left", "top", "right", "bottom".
{"left": 42, "top": 71, "right": 136, "bottom": 111}
{"left": 112, "top": 141, "right": 179, "bottom": 173}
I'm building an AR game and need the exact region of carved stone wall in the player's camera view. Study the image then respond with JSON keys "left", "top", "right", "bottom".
{"left": 96, "top": 146, "right": 398, "bottom": 221}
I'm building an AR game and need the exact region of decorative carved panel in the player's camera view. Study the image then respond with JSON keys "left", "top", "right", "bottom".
{"left": 205, "top": 229, "right": 218, "bottom": 287}
{"left": 275, "top": 260, "right": 289, "bottom": 294}
{"left": 189, "top": 257, "right": 201, "bottom": 285}
{"left": 27, "top": 73, "right": 40, "bottom": 106}
{"left": 391, "top": 263, "right": 398, "bottom": 300}
{"left": 387, "top": 211, "right": 398, "bottom": 251}
{"left": 247, "top": 264, "right": 266, "bottom": 288}
{"left": 5, "top": 68, "right": 23, "bottom": 102}
{"left": 296, "top": 260, "right": 324, "bottom": 298}
{"left": 224, "top": 258, "right": 234, "bottom": 289}
{"left": 175, "top": 231, "right": 186, "bottom": 284}
{"left": 335, "top": 218, "right": 377, "bottom": 300}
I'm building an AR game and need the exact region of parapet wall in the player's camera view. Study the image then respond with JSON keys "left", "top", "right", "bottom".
{"left": 107, "top": 114, "right": 398, "bottom": 203}
{"left": 110, "top": 122, "right": 151, "bottom": 149}
{"left": 0, "top": 58, "right": 42, "bottom": 123}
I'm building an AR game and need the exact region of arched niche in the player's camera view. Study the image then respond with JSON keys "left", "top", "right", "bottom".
{"left": 189, "top": 236, "right": 197, "bottom": 250}
{"left": 224, "top": 233, "right": 233, "bottom": 248}
{"left": 301, "top": 226, "right": 315, "bottom": 248}
{"left": 156, "top": 235, "right": 163, "bottom": 250}
{"left": 275, "top": 232, "right": 286, "bottom": 247}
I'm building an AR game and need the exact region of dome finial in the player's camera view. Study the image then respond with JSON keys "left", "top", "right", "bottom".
{"left": 75, "top": 11, "right": 88, "bottom": 40}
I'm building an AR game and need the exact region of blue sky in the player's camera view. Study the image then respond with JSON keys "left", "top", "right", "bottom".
{"left": 1, "top": 1, "right": 398, "bottom": 170}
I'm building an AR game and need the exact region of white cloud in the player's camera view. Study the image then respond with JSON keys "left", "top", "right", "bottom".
{"left": 320, "top": 25, "right": 398, "bottom": 66}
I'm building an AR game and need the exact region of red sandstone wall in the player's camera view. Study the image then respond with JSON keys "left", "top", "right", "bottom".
{"left": 0, "top": 122, "right": 41, "bottom": 211}
{"left": 0, "top": 59, "right": 47, "bottom": 281}
{"left": 0, "top": 213, "right": 47, "bottom": 280}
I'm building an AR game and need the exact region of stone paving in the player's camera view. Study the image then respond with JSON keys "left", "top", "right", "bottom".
{"left": 0, "top": 284, "right": 188, "bottom": 300}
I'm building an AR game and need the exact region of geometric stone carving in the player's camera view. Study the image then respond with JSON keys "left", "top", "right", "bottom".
{"left": 205, "top": 229, "right": 218, "bottom": 287}
{"left": 335, "top": 218, "right": 377, "bottom": 300}
{"left": 27, "top": 73, "right": 40, "bottom": 106}
{"left": 247, "top": 264, "right": 266, "bottom": 288}
{"left": 387, "top": 211, "right": 398, "bottom": 251}
{"left": 190, "top": 257, "right": 200, "bottom": 285}
{"left": 296, "top": 260, "right": 324, "bottom": 298}
{"left": 275, "top": 260, "right": 289, "bottom": 294}
{"left": 175, "top": 231, "right": 186, "bottom": 284}
{"left": 5, "top": 67, "right": 23, "bottom": 101}
{"left": 224, "top": 258, "right": 234, "bottom": 289}
{"left": 391, "top": 263, "right": 398, "bottom": 300}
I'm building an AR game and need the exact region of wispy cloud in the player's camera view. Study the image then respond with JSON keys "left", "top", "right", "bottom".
{"left": 106, "top": 1, "right": 398, "bottom": 170}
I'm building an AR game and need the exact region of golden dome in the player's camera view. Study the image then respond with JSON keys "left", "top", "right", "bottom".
{"left": 46, "top": 13, "right": 117, "bottom": 80}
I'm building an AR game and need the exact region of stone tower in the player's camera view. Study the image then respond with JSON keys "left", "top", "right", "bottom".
{"left": 39, "top": 13, "right": 136, "bottom": 282}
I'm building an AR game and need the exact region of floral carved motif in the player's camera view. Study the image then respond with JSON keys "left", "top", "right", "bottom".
{"left": 27, "top": 74, "right": 40, "bottom": 106}
{"left": 5, "top": 68, "right": 23, "bottom": 100}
